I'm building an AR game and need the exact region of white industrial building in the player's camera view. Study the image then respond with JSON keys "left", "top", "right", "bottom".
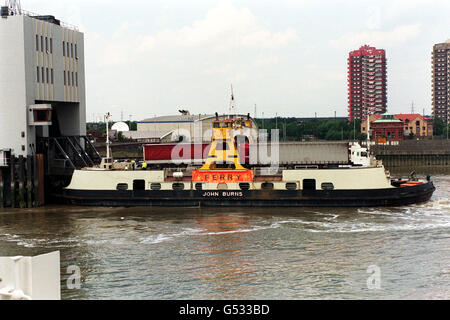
{"left": 0, "top": 4, "right": 86, "bottom": 157}
{"left": 127, "top": 112, "right": 259, "bottom": 143}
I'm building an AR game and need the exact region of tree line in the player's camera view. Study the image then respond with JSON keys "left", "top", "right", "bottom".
{"left": 254, "top": 118, "right": 365, "bottom": 141}
{"left": 254, "top": 117, "right": 450, "bottom": 141}
{"left": 87, "top": 118, "right": 450, "bottom": 142}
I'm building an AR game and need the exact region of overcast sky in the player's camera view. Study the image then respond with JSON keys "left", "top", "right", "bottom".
{"left": 25, "top": 0, "right": 450, "bottom": 122}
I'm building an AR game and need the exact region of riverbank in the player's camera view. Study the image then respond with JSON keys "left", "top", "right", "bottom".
{"left": 371, "top": 139, "right": 450, "bottom": 175}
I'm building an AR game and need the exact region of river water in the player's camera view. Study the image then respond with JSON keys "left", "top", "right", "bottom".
{"left": 0, "top": 176, "right": 449, "bottom": 300}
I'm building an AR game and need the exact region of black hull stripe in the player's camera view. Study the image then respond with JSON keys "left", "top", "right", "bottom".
{"left": 62, "top": 182, "right": 435, "bottom": 207}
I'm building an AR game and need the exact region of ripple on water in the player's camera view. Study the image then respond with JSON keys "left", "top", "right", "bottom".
{"left": 1, "top": 176, "right": 449, "bottom": 299}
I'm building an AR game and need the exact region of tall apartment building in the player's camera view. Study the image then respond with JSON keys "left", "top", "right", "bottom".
{"left": 347, "top": 45, "right": 387, "bottom": 121}
{"left": 431, "top": 40, "right": 450, "bottom": 123}
{"left": 0, "top": 7, "right": 86, "bottom": 157}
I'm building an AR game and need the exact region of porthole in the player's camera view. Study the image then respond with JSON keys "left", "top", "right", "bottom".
{"left": 285, "top": 182, "right": 297, "bottom": 190}
{"left": 116, "top": 183, "right": 128, "bottom": 191}
{"left": 172, "top": 183, "right": 185, "bottom": 191}
{"left": 239, "top": 183, "right": 250, "bottom": 190}
{"left": 321, "top": 182, "right": 334, "bottom": 190}
{"left": 150, "top": 183, "right": 161, "bottom": 191}
{"left": 261, "top": 182, "right": 274, "bottom": 190}
{"left": 195, "top": 183, "right": 203, "bottom": 190}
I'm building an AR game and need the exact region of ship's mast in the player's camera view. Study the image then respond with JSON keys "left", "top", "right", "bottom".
{"left": 104, "top": 112, "right": 111, "bottom": 159}
{"left": 229, "top": 84, "right": 236, "bottom": 117}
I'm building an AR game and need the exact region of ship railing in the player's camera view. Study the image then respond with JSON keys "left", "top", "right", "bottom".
{"left": 13, "top": 9, "right": 80, "bottom": 32}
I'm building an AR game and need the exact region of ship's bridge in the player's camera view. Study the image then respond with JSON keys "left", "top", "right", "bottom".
{"left": 193, "top": 115, "right": 254, "bottom": 182}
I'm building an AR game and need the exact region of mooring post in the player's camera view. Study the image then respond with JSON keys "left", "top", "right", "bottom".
{"left": 26, "top": 155, "right": 33, "bottom": 208}
{"left": 37, "top": 154, "right": 45, "bottom": 206}
{"left": 18, "top": 155, "right": 26, "bottom": 208}
{"left": 33, "top": 154, "right": 39, "bottom": 207}
{"left": 10, "top": 156, "right": 15, "bottom": 208}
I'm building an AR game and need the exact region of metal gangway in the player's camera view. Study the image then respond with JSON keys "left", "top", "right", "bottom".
{"left": 38, "top": 136, "right": 102, "bottom": 175}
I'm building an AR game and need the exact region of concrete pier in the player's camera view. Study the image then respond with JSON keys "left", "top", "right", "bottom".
{"left": 372, "top": 140, "right": 450, "bottom": 174}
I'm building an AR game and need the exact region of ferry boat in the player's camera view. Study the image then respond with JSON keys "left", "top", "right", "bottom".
{"left": 63, "top": 113, "right": 435, "bottom": 207}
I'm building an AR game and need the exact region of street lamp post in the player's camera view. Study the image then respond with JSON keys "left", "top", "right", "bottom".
{"left": 262, "top": 112, "right": 264, "bottom": 129}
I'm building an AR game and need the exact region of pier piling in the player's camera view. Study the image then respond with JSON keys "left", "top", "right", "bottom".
{"left": 18, "top": 155, "right": 26, "bottom": 208}
{"left": 0, "top": 155, "right": 44, "bottom": 208}
{"left": 27, "top": 155, "right": 33, "bottom": 208}
{"left": 37, "top": 154, "right": 45, "bottom": 206}
{"left": 10, "top": 156, "right": 16, "bottom": 208}
{"left": 0, "top": 169, "right": 4, "bottom": 208}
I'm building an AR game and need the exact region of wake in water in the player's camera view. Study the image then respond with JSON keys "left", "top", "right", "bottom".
{"left": 2, "top": 198, "right": 449, "bottom": 247}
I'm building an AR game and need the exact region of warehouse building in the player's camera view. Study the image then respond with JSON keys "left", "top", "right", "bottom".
{"left": 126, "top": 111, "right": 259, "bottom": 143}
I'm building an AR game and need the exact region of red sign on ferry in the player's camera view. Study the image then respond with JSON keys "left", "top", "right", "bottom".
{"left": 192, "top": 170, "right": 253, "bottom": 182}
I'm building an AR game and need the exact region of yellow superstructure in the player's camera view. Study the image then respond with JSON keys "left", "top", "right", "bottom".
{"left": 198, "top": 117, "right": 252, "bottom": 171}
{"left": 193, "top": 116, "right": 254, "bottom": 182}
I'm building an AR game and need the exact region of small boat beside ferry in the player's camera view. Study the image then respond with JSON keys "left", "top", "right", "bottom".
{"left": 63, "top": 112, "right": 435, "bottom": 207}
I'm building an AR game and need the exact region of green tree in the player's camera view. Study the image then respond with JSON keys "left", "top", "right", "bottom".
{"left": 433, "top": 117, "right": 444, "bottom": 136}
{"left": 253, "top": 117, "right": 368, "bottom": 141}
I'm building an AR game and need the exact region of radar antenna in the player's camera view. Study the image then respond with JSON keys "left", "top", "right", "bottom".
{"left": 5, "top": 0, "right": 21, "bottom": 15}
{"left": 229, "top": 84, "right": 236, "bottom": 116}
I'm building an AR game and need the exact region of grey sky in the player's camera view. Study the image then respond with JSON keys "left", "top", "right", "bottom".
{"left": 25, "top": 0, "right": 450, "bottom": 122}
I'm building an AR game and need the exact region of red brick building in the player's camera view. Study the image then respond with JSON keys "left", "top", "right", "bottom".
{"left": 394, "top": 114, "right": 433, "bottom": 137}
{"left": 371, "top": 113, "right": 404, "bottom": 141}
{"left": 348, "top": 45, "right": 387, "bottom": 121}
{"left": 361, "top": 113, "right": 433, "bottom": 140}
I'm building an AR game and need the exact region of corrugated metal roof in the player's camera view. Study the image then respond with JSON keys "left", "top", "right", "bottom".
{"left": 121, "top": 130, "right": 173, "bottom": 139}
{"left": 139, "top": 114, "right": 215, "bottom": 123}
{"left": 138, "top": 114, "right": 253, "bottom": 123}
